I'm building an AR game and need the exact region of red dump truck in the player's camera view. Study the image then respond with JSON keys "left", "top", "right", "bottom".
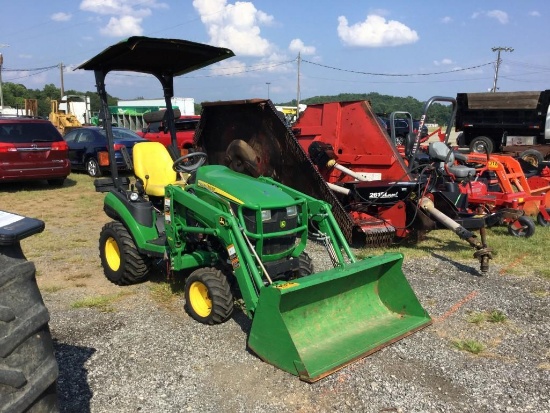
{"left": 455, "top": 90, "right": 550, "bottom": 166}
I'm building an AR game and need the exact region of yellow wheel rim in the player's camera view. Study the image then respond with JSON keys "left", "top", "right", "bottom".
{"left": 105, "top": 237, "right": 121, "bottom": 271}
{"left": 189, "top": 281, "right": 212, "bottom": 317}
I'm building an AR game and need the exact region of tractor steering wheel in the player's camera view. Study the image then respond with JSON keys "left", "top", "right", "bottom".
{"left": 172, "top": 152, "right": 208, "bottom": 173}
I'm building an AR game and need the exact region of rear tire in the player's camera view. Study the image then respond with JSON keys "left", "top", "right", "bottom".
{"left": 507, "top": 216, "right": 535, "bottom": 238}
{"left": 86, "top": 157, "right": 102, "bottom": 177}
{"left": 469, "top": 136, "right": 494, "bottom": 154}
{"left": 0, "top": 244, "right": 59, "bottom": 413}
{"left": 519, "top": 149, "right": 544, "bottom": 168}
{"left": 184, "top": 267, "right": 233, "bottom": 325}
{"left": 99, "top": 221, "right": 151, "bottom": 285}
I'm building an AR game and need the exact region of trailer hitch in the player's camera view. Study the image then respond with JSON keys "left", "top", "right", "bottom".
{"left": 419, "top": 198, "right": 493, "bottom": 273}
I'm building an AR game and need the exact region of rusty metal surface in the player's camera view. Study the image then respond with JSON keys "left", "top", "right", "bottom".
{"left": 194, "top": 99, "right": 358, "bottom": 241}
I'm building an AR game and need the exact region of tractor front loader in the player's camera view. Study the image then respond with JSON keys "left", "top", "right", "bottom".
{"left": 77, "top": 36, "right": 431, "bottom": 382}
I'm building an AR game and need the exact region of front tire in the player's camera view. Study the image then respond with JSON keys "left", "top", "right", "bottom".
{"left": 86, "top": 157, "right": 102, "bottom": 177}
{"left": 184, "top": 267, "right": 233, "bottom": 325}
{"left": 507, "top": 216, "right": 535, "bottom": 238}
{"left": 99, "top": 221, "right": 150, "bottom": 285}
{"left": 297, "top": 252, "right": 314, "bottom": 277}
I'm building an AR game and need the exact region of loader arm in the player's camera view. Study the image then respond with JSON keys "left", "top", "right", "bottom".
{"left": 165, "top": 184, "right": 265, "bottom": 315}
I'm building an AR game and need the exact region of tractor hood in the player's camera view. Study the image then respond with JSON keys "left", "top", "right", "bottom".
{"left": 195, "top": 165, "right": 297, "bottom": 209}
{"left": 75, "top": 36, "right": 234, "bottom": 76}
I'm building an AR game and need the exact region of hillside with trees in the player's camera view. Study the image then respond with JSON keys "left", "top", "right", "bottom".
{"left": 0, "top": 82, "right": 117, "bottom": 117}
{"left": 277, "top": 92, "right": 453, "bottom": 126}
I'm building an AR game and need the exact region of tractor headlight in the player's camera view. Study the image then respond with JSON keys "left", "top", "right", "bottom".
{"left": 129, "top": 192, "right": 140, "bottom": 202}
{"left": 261, "top": 209, "right": 272, "bottom": 222}
{"left": 286, "top": 205, "right": 298, "bottom": 217}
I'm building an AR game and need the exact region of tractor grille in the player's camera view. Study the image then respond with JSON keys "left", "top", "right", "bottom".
{"left": 242, "top": 207, "right": 298, "bottom": 255}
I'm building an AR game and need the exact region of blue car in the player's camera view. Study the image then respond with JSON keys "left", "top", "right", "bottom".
{"left": 64, "top": 127, "right": 147, "bottom": 176}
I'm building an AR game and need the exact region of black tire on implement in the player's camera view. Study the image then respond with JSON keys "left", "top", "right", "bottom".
{"left": 0, "top": 244, "right": 59, "bottom": 413}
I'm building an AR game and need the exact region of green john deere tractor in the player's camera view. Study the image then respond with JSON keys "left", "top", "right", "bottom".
{"left": 78, "top": 36, "right": 431, "bottom": 382}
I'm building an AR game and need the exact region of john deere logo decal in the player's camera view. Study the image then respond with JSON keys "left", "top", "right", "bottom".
{"left": 280, "top": 220, "right": 286, "bottom": 229}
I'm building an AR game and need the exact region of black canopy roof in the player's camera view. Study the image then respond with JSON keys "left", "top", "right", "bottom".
{"left": 76, "top": 36, "right": 234, "bottom": 76}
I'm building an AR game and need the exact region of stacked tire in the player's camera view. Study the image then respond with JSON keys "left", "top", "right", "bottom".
{"left": 0, "top": 245, "right": 59, "bottom": 413}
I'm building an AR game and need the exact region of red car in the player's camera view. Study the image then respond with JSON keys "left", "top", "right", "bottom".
{"left": 0, "top": 116, "right": 71, "bottom": 186}
{"left": 137, "top": 109, "right": 199, "bottom": 152}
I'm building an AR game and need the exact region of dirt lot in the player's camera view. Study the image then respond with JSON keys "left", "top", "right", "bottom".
{"left": 1, "top": 173, "right": 549, "bottom": 413}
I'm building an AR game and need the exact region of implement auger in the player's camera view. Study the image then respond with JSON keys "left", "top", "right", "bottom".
{"left": 78, "top": 36, "right": 431, "bottom": 382}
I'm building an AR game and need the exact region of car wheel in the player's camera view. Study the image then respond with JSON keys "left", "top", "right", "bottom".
{"left": 469, "top": 136, "right": 494, "bottom": 154}
{"left": 394, "top": 135, "right": 405, "bottom": 146}
{"left": 86, "top": 158, "right": 102, "bottom": 177}
{"left": 47, "top": 178, "right": 65, "bottom": 187}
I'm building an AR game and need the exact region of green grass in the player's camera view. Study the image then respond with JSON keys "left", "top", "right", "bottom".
{"left": 452, "top": 339, "right": 485, "bottom": 354}
{"left": 71, "top": 291, "right": 134, "bottom": 312}
{"left": 487, "top": 310, "right": 507, "bottom": 323}
{"left": 466, "top": 312, "right": 486, "bottom": 324}
{"left": 357, "top": 225, "right": 550, "bottom": 278}
{"left": 466, "top": 309, "right": 508, "bottom": 324}
{"left": 149, "top": 279, "right": 186, "bottom": 309}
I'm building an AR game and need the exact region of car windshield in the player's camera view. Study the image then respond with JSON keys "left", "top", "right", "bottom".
{"left": 0, "top": 122, "right": 60, "bottom": 143}
{"left": 99, "top": 128, "right": 141, "bottom": 140}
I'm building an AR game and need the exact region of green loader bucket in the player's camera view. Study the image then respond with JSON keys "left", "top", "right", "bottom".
{"left": 247, "top": 253, "right": 431, "bottom": 382}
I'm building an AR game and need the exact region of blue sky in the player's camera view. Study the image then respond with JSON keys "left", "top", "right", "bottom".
{"left": 1, "top": 0, "right": 549, "bottom": 105}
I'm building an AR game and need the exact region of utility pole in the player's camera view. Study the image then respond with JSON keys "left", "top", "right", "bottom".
{"left": 0, "top": 44, "right": 9, "bottom": 112}
{"left": 0, "top": 53, "right": 4, "bottom": 112}
{"left": 266, "top": 82, "right": 271, "bottom": 99}
{"left": 59, "top": 63, "right": 65, "bottom": 99}
{"left": 296, "top": 52, "right": 301, "bottom": 115}
{"left": 491, "top": 46, "right": 513, "bottom": 92}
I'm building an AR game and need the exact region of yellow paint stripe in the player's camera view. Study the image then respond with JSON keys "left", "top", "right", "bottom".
{"left": 198, "top": 180, "right": 244, "bottom": 205}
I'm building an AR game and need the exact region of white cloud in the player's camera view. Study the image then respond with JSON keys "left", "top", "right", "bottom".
{"left": 441, "top": 16, "right": 452, "bottom": 24}
{"left": 192, "top": 0, "right": 274, "bottom": 57}
{"left": 471, "top": 10, "right": 509, "bottom": 24}
{"left": 51, "top": 12, "right": 72, "bottom": 22}
{"left": 288, "top": 39, "right": 315, "bottom": 55}
{"left": 433, "top": 58, "right": 453, "bottom": 66}
{"left": 529, "top": 11, "right": 541, "bottom": 17}
{"left": 337, "top": 15, "right": 419, "bottom": 47}
{"left": 487, "top": 10, "right": 509, "bottom": 24}
{"left": 99, "top": 16, "right": 144, "bottom": 37}
{"left": 18, "top": 54, "right": 33, "bottom": 59}
{"left": 80, "top": 0, "right": 166, "bottom": 17}
{"left": 80, "top": 0, "right": 167, "bottom": 36}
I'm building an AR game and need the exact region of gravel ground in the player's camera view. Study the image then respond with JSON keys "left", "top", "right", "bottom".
{"left": 44, "top": 241, "right": 549, "bottom": 413}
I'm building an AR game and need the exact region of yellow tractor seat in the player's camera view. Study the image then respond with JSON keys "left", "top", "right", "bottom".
{"left": 133, "top": 142, "right": 177, "bottom": 197}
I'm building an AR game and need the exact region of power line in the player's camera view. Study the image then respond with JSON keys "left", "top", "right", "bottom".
{"left": 301, "top": 59, "right": 493, "bottom": 77}
{"left": 2, "top": 64, "right": 59, "bottom": 72}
